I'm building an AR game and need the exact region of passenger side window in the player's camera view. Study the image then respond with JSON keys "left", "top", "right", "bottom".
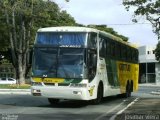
{"left": 99, "top": 37, "right": 106, "bottom": 57}
{"left": 88, "top": 33, "right": 97, "bottom": 48}
{"left": 115, "top": 43, "right": 121, "bottom": 59}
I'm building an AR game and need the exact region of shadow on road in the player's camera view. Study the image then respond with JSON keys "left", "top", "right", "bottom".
{"left": 0, "top": 94, "right": 127, "bottom": 108}
{"left": 39, "top": 95, "right": 126, "bottom": 108}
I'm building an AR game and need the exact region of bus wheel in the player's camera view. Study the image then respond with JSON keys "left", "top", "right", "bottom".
{"left": 48, "top": 98, "right": 60, "bottom": 105}
{"left": 126, "top": 83, "right": 131, "bottom": 98}
{"left": 91, "top": 82, "right": 103, "bottom": 105}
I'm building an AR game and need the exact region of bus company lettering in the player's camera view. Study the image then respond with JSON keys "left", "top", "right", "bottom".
{"left": 60, "top": 45, "right": 81, "bottom": 48}
{"left": 119, "top": 64, "right": 131, "bottom": 71}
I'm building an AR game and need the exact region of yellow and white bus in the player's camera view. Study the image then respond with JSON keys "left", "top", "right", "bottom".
{"left": 31, "top": 26, "right": 139, "bottom": 104}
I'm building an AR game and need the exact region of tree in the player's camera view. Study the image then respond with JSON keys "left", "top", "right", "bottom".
{"left": 0, "top": 0, "right": 76, "bottom": 84}
{"left": 155, "top": 42, "right": 160, "bottom": 61}
{"left": 0, "top": 9, "right": 9, "bottom": 51}
{"left": 88, "top": 25, "right": 129, "bottom": 41}
{"left": 123, "top": 0, "right": 160, "bottom": 61}
{"left": 123, "top": 0, "right": 160, "bottom": 39}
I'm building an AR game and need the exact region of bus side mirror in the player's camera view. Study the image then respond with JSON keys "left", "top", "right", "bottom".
{"left": 88, "top": 49, "right": 97, "bottom": 68}
{"left": 88, "top": 54, "right": 97, "bottom": 80}
{"left": 92, "top": 54, "right": 97, "bottom": 67}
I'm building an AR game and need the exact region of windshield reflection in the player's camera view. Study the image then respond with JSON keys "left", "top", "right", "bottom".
{"left": 57, "top": 49, "right": 84, "bottom": 78}
{"left": 33, "top": 48, "right": 57, "bottom": 77}
{"left": 32, "top": 48, "right": 86, "bottom": 79}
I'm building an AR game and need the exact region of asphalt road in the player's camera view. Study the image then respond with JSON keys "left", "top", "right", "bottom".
{"left": 0, "top": 85, "right": 160, "bottom": 120}
{"left": 0, "top": 94, "right": 138, "bottom": 120}
{"left": 115, "top": 85, "right": 160, "bottom": 120}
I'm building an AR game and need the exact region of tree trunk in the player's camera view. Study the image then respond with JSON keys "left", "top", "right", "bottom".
{"left": 8, "top": 7, "right": 28, "bottom": 85}
{"left": 18, "top": 54, "right": 26, "bottom": 84}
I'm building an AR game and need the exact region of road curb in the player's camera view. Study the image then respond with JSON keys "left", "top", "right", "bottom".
{"left": 139, "top": 84, "right": 160, "bottom": 87}
{"left": 0, "top": 92, "right": 31, "bottom": 95}
{"left": 0, "top": 89, "right": 31, "bottom": 95}
{"left": 150, "top": 91, "right": 160, "bottom": 95}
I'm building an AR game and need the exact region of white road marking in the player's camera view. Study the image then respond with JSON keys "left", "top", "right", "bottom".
{"left": 94, "top": 100, "right": 126, "bottom": 120}
{"left": 109, "top": 98, "right": 139, "bottom": 120}
{"left": 94, "top": 98, "right": 139, "bottom": 120}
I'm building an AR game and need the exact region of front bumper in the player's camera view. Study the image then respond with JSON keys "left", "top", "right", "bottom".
{"left": 31, "top": 86, "right": 91, "bottom": 100}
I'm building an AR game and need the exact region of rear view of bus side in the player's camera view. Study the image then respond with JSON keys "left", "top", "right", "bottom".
{"left": 31, "top": 27, "right": 139, "bottom": 104}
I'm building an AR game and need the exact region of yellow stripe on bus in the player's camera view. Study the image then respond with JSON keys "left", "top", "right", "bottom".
{"left": 32, "top": 78, "right": 64, "bottom": 83}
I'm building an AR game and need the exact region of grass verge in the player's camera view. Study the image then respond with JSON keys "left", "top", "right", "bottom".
{"left": 0, "top": 84, "right": 31, "bottom": 89}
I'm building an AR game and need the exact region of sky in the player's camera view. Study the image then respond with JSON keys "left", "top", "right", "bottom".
{"left": 54, "top": 0, "right": 158, "bottom": 46}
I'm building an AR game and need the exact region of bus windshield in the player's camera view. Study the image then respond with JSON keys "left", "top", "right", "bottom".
{"left": 36, "top": 32, "right": 86, "bottom": 47}
{"left": 32, "top": 48, "right": 86, "bottom": 79}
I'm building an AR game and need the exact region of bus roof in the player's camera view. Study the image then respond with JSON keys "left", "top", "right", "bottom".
{"left": 38, "top": 26, "right": 99, "bottom": 33}
{"left": 99, "top": 31, "right": 138, "bottom": 49}
{"left": 37, "top": 26, "right": 137, "bottom": 49}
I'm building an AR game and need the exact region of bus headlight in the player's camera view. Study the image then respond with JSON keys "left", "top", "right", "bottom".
{"left": 70, "top": 83, "right": 87, "bottom": 88}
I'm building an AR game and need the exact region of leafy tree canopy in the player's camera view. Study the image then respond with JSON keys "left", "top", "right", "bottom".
{"left": 0, "top": 0, "right": 130, "bottom": 84}
{"left": 0, "top": 0, "right": 76, "bottom": 84}
{"left": 123, "top": 0, "right": 160, "bottom": 61}
{"left": 0, "top": 8, "right": 9, "bottom": 51}
{"left": 123, "top": 0, "right": 160, "bottom": 39}
{"left": 155, "top": 42, "right": 160, "bottom": 61}
{"left": 0, "top": 0, "right": 76, "bottom": 59}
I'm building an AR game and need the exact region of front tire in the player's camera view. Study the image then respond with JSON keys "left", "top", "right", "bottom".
{"left": 91, "top": 83, "right": 103, "bottom": 105}
{"left": 125, "top": 83, "right": 132, "bottom": 98}
{"left": 48, "top": 98, "right": 60, "bottom": 105}
{"left": 119, "top": 82, "right": 132, "bottom": 98}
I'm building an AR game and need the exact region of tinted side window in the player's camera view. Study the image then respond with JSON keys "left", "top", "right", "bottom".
{"left": 135, "top": 50, "right": 139, "bottom": 62}
{"left": 126, "top": 47, "right": 131, "bottom": 61}
{"left": 1, "top": 78, "right": 6, "bottom": 81}
{"left": 106, "top": 41, "right": 111, "bottom": 56}
{"left": 99, "top": 37, "right": 106, "bottom": 57}
{"left": 133, "top": 49, "right": 138, "bottom": 62}
{"left": 115, "top": 43, "right": 121, "bottom": 59}
{"left": 8, "top": 78, "right": 14, "bottom": 81}
{"left": 111, "top": 42, "right": 115, "bottom": 57}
